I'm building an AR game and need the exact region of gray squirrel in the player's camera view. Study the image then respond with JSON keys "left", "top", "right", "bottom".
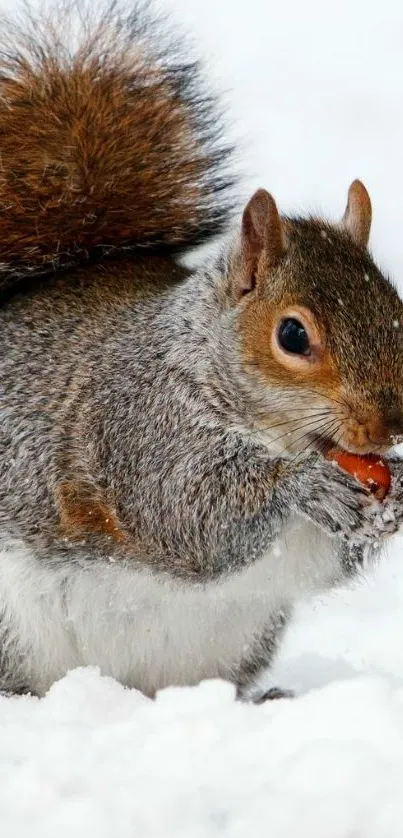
{"left": 0, "top": 1, "right": 402, "bottom": 701}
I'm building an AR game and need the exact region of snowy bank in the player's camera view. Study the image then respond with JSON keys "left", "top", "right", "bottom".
{"left": 1, "top": 540, "right": 403, "bottom": 837}
{"left": 2, "top": 665, "right": 403, "bottom": 837}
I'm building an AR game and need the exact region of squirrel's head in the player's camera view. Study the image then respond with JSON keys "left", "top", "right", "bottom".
{"left": 232, "top": 181, "right": 403, "bottom": 456}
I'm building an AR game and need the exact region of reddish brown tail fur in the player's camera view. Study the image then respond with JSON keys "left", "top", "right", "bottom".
{"left": 0, "top": 2, "right": 234, "bottom": 287}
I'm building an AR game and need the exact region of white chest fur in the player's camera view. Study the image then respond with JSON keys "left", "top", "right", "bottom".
{"left": 0, "top": 520, "right": 338, "bottom": 696}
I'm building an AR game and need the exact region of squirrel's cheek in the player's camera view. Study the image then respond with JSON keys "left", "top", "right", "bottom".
{"left": 238, "top": 300, "right": 342, "bottom": 396}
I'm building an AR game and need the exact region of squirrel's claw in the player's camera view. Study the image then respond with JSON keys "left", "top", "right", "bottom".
{"left": 291, "top": 454, "right": 399, "bottom": 544}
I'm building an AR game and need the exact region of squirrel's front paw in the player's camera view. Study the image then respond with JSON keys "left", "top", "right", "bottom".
{"left": 291, "top": 455, "right": 391, "bottom": 541}
{"left": 379, "top": 457, "right": 403, "bottom": 533}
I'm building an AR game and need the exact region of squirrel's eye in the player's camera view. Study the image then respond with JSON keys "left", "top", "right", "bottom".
{"left": 278, "top": 318, "right": 310, "bottom": 355}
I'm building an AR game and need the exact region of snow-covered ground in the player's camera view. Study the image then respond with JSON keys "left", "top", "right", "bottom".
{"left": 2, "top": 0, "right": 403, "bottom": 835}
{"left": 3, "top": 547, "right": 403, "bottom": 838}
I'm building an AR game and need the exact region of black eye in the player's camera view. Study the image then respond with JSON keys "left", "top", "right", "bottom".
{"left": 278, "top": 318, "right": 310, "bottom": 355}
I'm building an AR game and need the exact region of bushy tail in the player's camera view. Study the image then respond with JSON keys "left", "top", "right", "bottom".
{"left": 0, "top": 1, "right": 234, "bottom": 284}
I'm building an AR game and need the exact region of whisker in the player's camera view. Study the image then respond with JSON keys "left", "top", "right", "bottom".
{"left": 296, "top": 385, "right": 350, "bottom": 412}
{"left": 245, "top": 408, "right": 340, "bottom": 436}
{"left": 289, "top": 417, "right": 340, "bottom": 457}
{"left": 261, "top": 415, "right": 340, "bottom": 450}
{"left": 253, "top": 406, "right": 335, "bottom": 414}
{"left": 287, "top": 417, "right": 342, "bottom": 467}
{"left": 249, "top": 411, "right": 333, "bottom": 437}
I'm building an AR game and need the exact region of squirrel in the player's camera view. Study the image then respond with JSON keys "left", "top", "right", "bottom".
{"left": 0, "top": 1, "right": 402, "bottom": 702}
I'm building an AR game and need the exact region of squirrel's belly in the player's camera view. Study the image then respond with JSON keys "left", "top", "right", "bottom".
{"left": 0, "top": 523, "right": 338, "bottom": 696}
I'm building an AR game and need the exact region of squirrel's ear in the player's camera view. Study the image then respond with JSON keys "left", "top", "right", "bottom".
{"left": 236, "top": 189, "right": 287, "bottom": 298}
{"left": 342, "top": 180, "right": 372, "bottom": 248}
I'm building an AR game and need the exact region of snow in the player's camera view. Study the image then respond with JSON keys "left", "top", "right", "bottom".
{"left": 3, "top": 544, "right": 403, "bottom": 837}
{"left": 3, "top": 640, "right": 403, "bottom": 837}
{"left": 2, "top": 0, "right": 403, "bottom": 835}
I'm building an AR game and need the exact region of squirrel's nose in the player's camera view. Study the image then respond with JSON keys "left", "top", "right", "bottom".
{"left": 365, "top": 406, "right": 403, "bottom": 446}
{"left": 376, "top": 387, "right": 403, "bottom": 441}
{"left": 384, "top": 406, "right": 403, "bottom": 439}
